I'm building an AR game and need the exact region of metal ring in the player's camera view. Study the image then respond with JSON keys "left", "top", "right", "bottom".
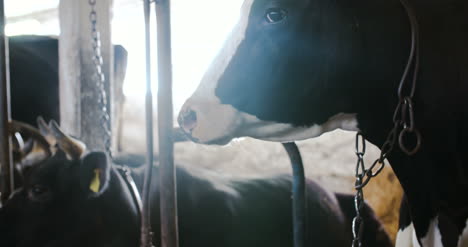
{"left": 398, "top": 127, "right": 421, "bottom": 155}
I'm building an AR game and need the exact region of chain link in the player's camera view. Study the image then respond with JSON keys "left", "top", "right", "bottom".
{"left": 88, "top": 0, "right": 112, "bottom": 158}
{"left": 352, "top": 133, "right": 366, "bottom": 247}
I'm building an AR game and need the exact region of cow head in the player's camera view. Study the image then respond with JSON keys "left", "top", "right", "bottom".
{"left": 178, "top": 0, "right": 410, "bottom": 144}
{"left": 0, "top": 121, "right": 139, "bottom": 247}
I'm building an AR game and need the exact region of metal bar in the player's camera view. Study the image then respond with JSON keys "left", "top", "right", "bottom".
{"left": 140, "top": 0, "right": 155, "bottom": 246}
{"left": 0, "top": 0, "right": 13, "bottom": 203}
{"left": 155, "top": 0, "right": 179, "bottom": 247}
{"left": 282, "top": 142, "right": 306, "bottom": 247}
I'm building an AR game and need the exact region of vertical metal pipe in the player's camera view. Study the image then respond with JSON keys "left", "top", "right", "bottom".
{"left": 155, "top": 1, "right": 179, "bottom": 247}
{"left": 282, "top": 142, "right": 306, "bottom": 247}
{"left": 141, "top": 0, "right": 155, "bottom": 246}
{"left": 0, "top": 0, "right": 13, "bottom": 203}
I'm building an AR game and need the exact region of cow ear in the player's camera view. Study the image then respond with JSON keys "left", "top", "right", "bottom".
{"left": 80, "top": 152, "right": 110, "bottom": 197}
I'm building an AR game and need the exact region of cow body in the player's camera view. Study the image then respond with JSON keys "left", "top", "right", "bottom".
{"left": 177, "top": 0, "right": 468, "bottom": 246}
{"left": 0, "top": 151, "right": 391, "bottom": 247}
{"left": 9, "top": 35, "right": 127, "bottom": 127}
{"left": 9, "top": 35, "right": 60, "bottom": 125}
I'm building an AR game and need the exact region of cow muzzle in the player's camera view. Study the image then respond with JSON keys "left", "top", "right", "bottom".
{"left": 177, "top": 98, "right": 245, "bottom": 145}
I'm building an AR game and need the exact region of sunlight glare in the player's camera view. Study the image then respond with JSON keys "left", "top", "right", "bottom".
{"left": 114, "top": 0, "right": 244, "bottom": 112}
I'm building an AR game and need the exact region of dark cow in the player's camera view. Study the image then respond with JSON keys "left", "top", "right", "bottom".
{"left": 0, "top": 122, "right": 391, "bottom": 247}
{"left": 9, "top": 35, "right": 127, "bottom": 128}
{"left": 6, "top": 35, "right": 128, "bottom": 187}
{"left": 177, "top": 0, "right": 468, "bottom": 246}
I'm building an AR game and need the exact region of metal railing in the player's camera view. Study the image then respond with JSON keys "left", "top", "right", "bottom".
{"left": 0, "top": 0, "right": 13, "bottom": 204}
{"left": 142, "top": 1, "right": 179, "bottom": 247}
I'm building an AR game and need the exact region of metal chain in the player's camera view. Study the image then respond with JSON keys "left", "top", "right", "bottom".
{"left": 352, "top": 124, "right": 398, "bottom": 247}
{"left": 352, "top": 133, "right": 366, "bottom": 247}
{"left": 88, "top": 0, "right": 112, "bottom": 157}
{"left": 351, "top": 0, "right": 421, "bottom": 246}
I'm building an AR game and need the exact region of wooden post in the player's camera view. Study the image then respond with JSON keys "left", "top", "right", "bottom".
{"left": 58, "top": 0, "right": 114, "bottom": 150}
{"left": 155, "top": 0, "right": 179, "bottom": 247}
{"left": 0, "top": 0, "right": 13, "bottom": 203}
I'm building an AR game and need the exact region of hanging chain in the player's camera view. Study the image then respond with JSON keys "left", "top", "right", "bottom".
{"left": 352, "top": 133, "right": 366, "bottom": 247}
{"left": 352, "top": 0, "right": 420, "bottom": 246}
{"left": 88, "top": 0, "right": 112, "bottom": 157}
{"left": 352, "top": 126, "right": 397, "bottom": 247}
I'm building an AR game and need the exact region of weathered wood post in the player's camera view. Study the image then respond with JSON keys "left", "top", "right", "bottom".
{"left": 0, "top": 0, "right": 13, "bottom": 203}
{"left": 155, "top": 0, "right": 179, "bottom": 247}
{"left": 58, "top": 0, "right": 114, "bottom": 149}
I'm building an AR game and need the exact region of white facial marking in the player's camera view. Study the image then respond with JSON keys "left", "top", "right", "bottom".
{"left": 396, "top": 223, "right": 422, "bottom": 247}
{"left": 179, "top": 0, "right": 255, "bottom": 144}
{"left": 457, "top": 218, "right": 468, "bottom": 247}
{"left": 190, "top": 0, "right": 255, "bottom": 100}
{"left": 420, "top": 217, "right": 443, "bottom": 247}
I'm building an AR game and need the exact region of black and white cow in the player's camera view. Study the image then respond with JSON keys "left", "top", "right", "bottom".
{"left": 0, "top": 122, "right": 391, "bottom": 247}
{"left": 177, "top": 0, "right": 468, "bottom": 246}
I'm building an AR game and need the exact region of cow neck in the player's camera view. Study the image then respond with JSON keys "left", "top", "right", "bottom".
{"left": 352, "top": 0, "right": 439, "bottom": 241}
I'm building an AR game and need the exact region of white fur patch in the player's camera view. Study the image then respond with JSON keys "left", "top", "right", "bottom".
{"left": 396, "top": 223, "right": 421, "bottom": 247}
{"left": 396, "top": 217, "right": 468, "bottom": 247}
{"left": 457, "top": 218, "right": 468, "bottom": 247}
{"left": 420, "top": 217, "right": 443, "bottom": 247}
{"left": 239, "top": 113, "right": 359, "bottom": 142}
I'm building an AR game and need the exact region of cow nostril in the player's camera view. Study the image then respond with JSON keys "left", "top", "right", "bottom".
{"left": 179, "top": 108, "right": 197, "bottom": 133}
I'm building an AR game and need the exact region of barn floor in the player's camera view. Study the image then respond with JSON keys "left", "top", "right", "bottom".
{"left": 119, "top": 96, "right": 403, "bottom": 243}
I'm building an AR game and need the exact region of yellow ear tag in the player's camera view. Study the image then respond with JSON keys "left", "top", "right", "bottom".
{"left": 90, "top": 169, "right": 101, "bottom": 193}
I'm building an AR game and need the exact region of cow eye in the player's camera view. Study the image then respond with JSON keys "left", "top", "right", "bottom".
{"left": 28, "top": 184, "right": 50, "bottom": 201}
{"left": 32, "top": 185, "right": 47, "bottom": 195}
{"left": 265, "top": 8, "right": 287, "bottom": 23}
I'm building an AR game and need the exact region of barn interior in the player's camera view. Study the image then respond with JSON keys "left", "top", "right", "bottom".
{"left": 4, "top": 0, "right": 403, "bottom": 245}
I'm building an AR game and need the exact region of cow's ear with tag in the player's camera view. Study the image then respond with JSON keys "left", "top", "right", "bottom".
{"left": 80, "top": 152, "right": 110, "bottom": 197}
